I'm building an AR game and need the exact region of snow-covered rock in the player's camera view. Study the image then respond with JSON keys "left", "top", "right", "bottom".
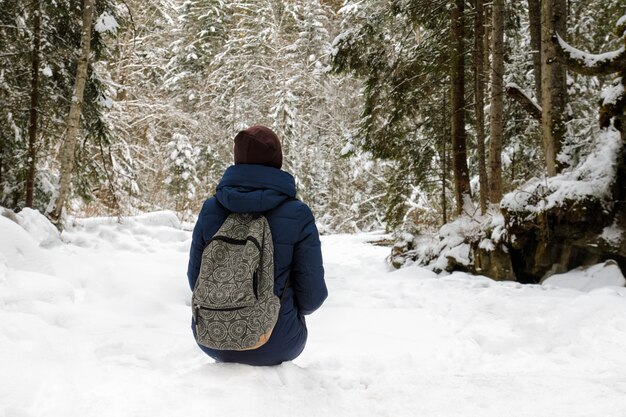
{"left": 0, "top": 215, "right": 48, "bottom": 271}
{"left": 542, "top": 260, "right": 626, "bottom": 291}
{"left": 405, "top": 211, "right": 508, "bottom": 275}
{"left": 16, "top": 207, "right": 60, "bottom": 246}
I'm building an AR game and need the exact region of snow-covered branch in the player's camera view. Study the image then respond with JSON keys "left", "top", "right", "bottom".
{"left": 553, "top": 33, "right": 626, "bottom": 76}
{"left": 505, "top": 83, "right": 542, "bottom": 122}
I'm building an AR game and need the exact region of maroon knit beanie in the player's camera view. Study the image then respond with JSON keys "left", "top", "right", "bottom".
{"left": 233, "top": 125, "right": 283, "bottom": 169}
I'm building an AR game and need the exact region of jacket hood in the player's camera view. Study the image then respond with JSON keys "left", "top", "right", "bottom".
{"left": 215, "top": 164, "right": 296, "bottom": 213}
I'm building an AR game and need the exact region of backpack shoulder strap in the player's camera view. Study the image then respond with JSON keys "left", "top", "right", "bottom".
{"left": 213, "top": 195, "right": 295, "bottom": 301}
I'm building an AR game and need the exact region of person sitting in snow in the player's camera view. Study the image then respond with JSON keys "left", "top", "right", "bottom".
{"left": 187, "top": 125, "right": 328, "bottom": 366}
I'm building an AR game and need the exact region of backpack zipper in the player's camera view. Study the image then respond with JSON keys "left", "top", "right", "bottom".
{"left": 193, "top": 304, "right": 246, "bottom": 332}
{"left": 204, "top": 235, "right": 262, "bottom": 252}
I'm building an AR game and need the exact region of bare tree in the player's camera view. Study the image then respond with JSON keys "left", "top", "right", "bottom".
{"left": 50, "top": 0, "right": 95, "bottom": 224}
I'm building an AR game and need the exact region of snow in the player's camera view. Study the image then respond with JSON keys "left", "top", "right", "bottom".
{"left": 41, "top": 65, "right": 53, "bottom": 77}
{"left": 601, "top": 78, "right": 624, "bottom": 106}
{"left": 0, "top": 215, "right": 51, "bottom": 271}
{"left": 2, "top": 211, "right": 626, "bottom": 416}
{"left": 501, "top": 127, "right": 622, "bottom": 214}
{"left": 340, "top": 142, "right": 354, "bottom": 156}
{"left": 15, "top": 207, "right": 61, "bottom": 246}
{"left": 601, "top": 220, "right": 624, "bottom": 246}
{"left": 97, "top": 94, "right": 114, "bottom": 109}
{"left": 478, "top": 238, "right": 496, "bottom": 251}
{"left": 556, "top": 34, "right": 624, "bottom": 68}
{"left": 506, "top": 82, "right": 542, "bottom": 112}
{"left": 417, "top": 211, "right": 506, "bottom": 271}
{"left": 543, "top": 260, "right": 626, "bottom": 291}
{"left": 330, "top": 28, "right": 356, "bottom": 56}
{"left": 94, "top": 11, "right": 118, "bottom": 34}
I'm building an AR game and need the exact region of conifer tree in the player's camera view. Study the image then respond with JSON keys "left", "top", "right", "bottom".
{"left": 450, "top": 0, "right": 471, "bottom": 214}
{"left": 165, "top": 132, "right": 200, "bottom": 216}
{"left": 474, "top": 0, "right": 488, "bottom": 213}
{"left": 488, "top": 0, "right": 504, "bottom": 202}
{"left": 0, "top": 0, "right": 122, "bottom": 214}
{"left": 332, "top": 0, "right": 453, "bottom": 225}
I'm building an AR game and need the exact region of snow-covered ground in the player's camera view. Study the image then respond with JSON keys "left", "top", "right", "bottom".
{"left": 2, "top": 211, "right": 626, "bottom": 417}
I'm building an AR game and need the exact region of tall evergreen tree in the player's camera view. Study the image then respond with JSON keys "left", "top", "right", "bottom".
{"left": 474, "top": 0, "right": 488, "bottom": 213}
{"left": 450, "top": 0, "right": 471, "bottom": 214}
{"left": 488, "top": 0, "right": 504, "bottom": 203}
{"left": 332, "top": 0, "right": 454, "bottom": 225}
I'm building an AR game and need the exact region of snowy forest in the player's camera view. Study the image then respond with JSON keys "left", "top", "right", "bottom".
{"left": 3, "top": 0, "right": 626, "bottom": 415}
{"left": 2, "top": 0, "right": 626, "bottom": 283}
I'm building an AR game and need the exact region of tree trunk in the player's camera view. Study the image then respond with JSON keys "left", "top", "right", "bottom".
{"left": 541, "top": 0, "right": 567, "bottom": 177}
{"left": 442, "top": 94, "right": 448, "bottom": 225}
{"left": 450, "top": 0, "right": 471, "bottom": 216}
{"left": 50, "top": 0, "right": 95, "bottom": 224}
{"left": 489, "top": 0, "right": 504, "bottom": 203}
{"left": 483, "top": 1, "right": 491, "bottom": 94}
{"left": 474, "top": 0, "right": 488, "bottom": 214}
{"left": 528, "top": 0, "right": 542, "bottom": 102}
{"left": 26, "top": 0, "right": 41, "bottom": 208}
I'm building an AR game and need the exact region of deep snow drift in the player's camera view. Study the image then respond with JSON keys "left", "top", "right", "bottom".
{"left": 1, "top": 210, "right": 626, "bottom": 417}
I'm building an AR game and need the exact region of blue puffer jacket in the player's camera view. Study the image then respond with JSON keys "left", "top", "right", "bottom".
{"left": 187, "top": 164, "right": 327, "bottom": 366}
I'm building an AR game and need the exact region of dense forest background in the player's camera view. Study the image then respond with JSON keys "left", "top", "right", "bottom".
{"left": 2, "top": 0, "right": 385, "bottom": 232}
{"left": 1, "top": 0, "right": 626, "bottom": 281}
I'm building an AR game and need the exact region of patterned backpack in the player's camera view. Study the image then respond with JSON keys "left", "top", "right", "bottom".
{"left": 192, "top": 213, "right": 281, "bottom": 351}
